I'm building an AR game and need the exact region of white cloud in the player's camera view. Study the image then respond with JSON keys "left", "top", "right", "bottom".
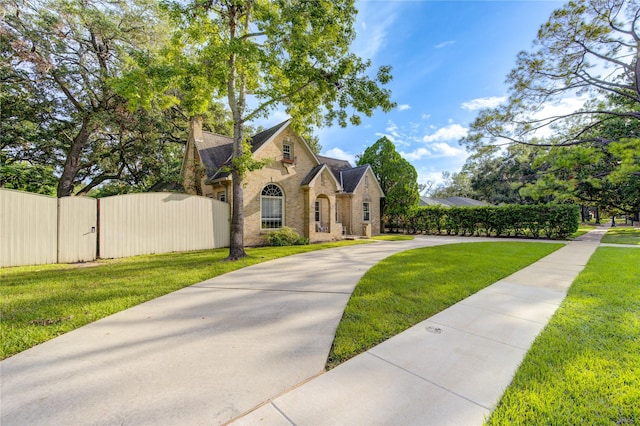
{"left": 527, "top": 96, "right": 589, "bottom": 138}
{"left": 400, "top": 147, "right": 432, "bottom": 161}
{"left": 386, "top": 121, "right": 399, "bottom": 134}
{"left": 421, "top": 113, "right": 431, "bottom": 120}
{"left": 398, "top": 104, "right": 411, "bottom": 111}
{"left": 417, "top": 170, "right": 448, "bottom": 186}
{"left": 422, "top": 124, "right": 469, "bottom": 143}
{"left": 534, "top": 96, "right": 588, "bottom": 119}
{"left": 323, "top": 147, "right": 356, "bottom": 165}
{"left": 401, "top": 142, "right": 464, "bottom": 161}
{"left": 461, "top": 96, "right": 507, "bottom": 111}
{"left": 377, "top": 120, "right": 410, "bottom": 145}
{"left": 435, "top": 40, "right": 456, "bottom": 49}
{"left": 431, "top": 142, "right": 465, "bottom": 157}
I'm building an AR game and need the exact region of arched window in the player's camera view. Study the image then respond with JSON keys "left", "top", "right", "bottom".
{"left": 261, "top": 184, "right": 284, "bottom": 229}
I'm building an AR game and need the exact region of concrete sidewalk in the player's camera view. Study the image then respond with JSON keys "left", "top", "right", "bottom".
{"left": 0, "top": 231, "right": 605, "bottom": 426}
{"left": 231, "top": 227, "right": 607, "bottom": 425}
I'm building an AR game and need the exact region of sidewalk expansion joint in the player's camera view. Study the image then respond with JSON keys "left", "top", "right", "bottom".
{"left": 271, "top": 402, "right": 297, "bottom": 426}
{"left": 191, "top": 284, "right": 351, "bottom": 295}
{"left": 427, "top": 318, "right": 534, "bottom": 351}
{"left": 366, "top": 352, "right": 491, "bottom": 411}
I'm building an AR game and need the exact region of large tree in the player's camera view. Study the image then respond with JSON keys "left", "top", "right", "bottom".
{"left": 133, "top": 0, "right": 395, "bottom": 259}
{"left": 464, "top": 0, "right": 639, "bottom": 151}
{"left": 431, "top": 170, "right": 474, "bottom": 199}
{"left": 460, "top": 0, "right": 639, "bottom": 213}
{"left": 357, "top": 136, "right": 419, "bottom": 230}
{"left": 1, "top": 0, "right": 182, "bottom": 196}
{"left": 518, "top": 99, "right": 640, "bottom": 213}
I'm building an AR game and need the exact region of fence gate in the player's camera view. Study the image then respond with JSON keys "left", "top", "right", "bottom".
{"left": 57, "top": 197, "right": 97, "bottom": 263}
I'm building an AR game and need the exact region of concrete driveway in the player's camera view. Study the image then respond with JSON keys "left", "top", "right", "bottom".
{"left": 1, "top": 237, "right": 461, "bottom": 425}
{"left": 1, "top": 232, "right": 605, "bottom": 426}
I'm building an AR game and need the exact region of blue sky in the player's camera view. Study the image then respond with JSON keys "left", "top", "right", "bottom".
{"left": 263, "top": 0, "right": 566, "bottom": 188}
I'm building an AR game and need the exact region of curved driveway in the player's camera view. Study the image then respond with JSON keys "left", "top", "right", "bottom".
{"left": 2, "top": 236, "right": 467, "bottom": 425}
{"left": 1, "top": 232, "right": 606, "bottom": 425}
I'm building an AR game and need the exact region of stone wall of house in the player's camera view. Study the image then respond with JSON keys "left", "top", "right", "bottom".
{"left": 336, "top": 195, "right": 353, "bottom": 234}
{"left": 307, "top": 167, "right": 342, "bottom": 241}
{"left": 198, "top": 125, "right": 382, "bottom": 245}
{"left": 241, "top": 128, "right": 324, "bottom": 246}
{"left": 348, "top": 168, "right": 382, "bottom": 236}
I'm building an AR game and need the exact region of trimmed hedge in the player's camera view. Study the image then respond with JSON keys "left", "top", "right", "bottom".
{"left": 406, "top": 204, "right": 580, "bottom": 239}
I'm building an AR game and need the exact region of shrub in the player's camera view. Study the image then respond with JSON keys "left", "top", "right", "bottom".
{"left": 405, "top": 204, "right": 579, "bottom": 239}
{"left": 263, "top": 227, "right": 309, "bottom": 246}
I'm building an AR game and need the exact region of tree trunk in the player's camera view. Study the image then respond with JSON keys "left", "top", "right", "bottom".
{"left": 227, "top": 167, "right": 246, "bottom": 260}
{"left": 226, "top": 112, "right": 247, "bottom": 260}
{"left": 57, "top": 118, "right": 93, "bottom": 197}
{"left": 225, "top": 3, "right": 248, "bottom": 261}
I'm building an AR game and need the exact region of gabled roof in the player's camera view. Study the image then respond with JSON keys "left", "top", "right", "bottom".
{"left": 300, "top": 164, "right": 324, "bottom": 186}
{"left": 300, "top": 164, "right": 343, "bottom": 190}
{"left": 339, "top": 165, "right": 368, "bottom": 193}
{"left": 196, "top": 132, "right": 233, "bottom": 180}
{"left": 197, "top": 120, "right": 291, "bottom": 181}
{"left": 190, "top": 119, "right": 384, "bottom": 197}
{"left": 317, "top": 155, "right": 352, "bottom": 181}
{"left": 250, "top": 120, "right": 291, "bottom": 154}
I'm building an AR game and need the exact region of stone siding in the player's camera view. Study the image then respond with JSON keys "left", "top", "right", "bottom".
{"left": 197, "top": 124, "right": 383, "bottom": 245}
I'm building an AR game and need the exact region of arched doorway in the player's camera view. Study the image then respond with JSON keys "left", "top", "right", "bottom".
{"left": 314, "top": 194, "right": 331, "bottom": 233}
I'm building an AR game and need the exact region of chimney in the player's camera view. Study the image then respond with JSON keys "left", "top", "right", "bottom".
{"left": 189, "top": 116, "right": 204, "bottom": 142}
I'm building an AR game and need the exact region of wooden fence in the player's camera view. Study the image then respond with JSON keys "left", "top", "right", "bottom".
{"left": 0, "top": 189, "right": 230, "bottom": 267}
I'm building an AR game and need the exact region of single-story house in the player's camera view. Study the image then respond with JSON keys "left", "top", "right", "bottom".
{"left": 181, "top": 119, "right": 384, "bottom": 245}
{"left": 419, "top": 196, "right": 489, "bottom": 207}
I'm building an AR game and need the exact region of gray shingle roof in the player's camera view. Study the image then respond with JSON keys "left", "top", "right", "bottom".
{"left": 317, "top": 155, "right": 352, "bottom": 181}
{"left": 250, "top": 120, "right": 290, "bottom": 152}
{"left": 446, "top": 196, "right": 489, "bottom": 206}
{"left": 300, "top": 164, "right": 324, "bottom": 186}
{"left": 193, "top": 121, "right": 379, "bottom": 195}
{"left": 196, "top": 132, "right": 233, "bottom": 180}
{"left": 339, "top": 165, "right": 368, "bottom": 193}
{"left": 197, "top": 121, "right": 289, "bottom": 181}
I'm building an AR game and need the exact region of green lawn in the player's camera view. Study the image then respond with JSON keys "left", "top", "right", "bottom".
{"left": 0, "top": 240, "right": 369, "bottom": 360}
{"left": 570, "top": 224, "right": 597, "bottom": 239}
{"left": 601, "top": 226, "right": 640, "bottom": 245}
{"left": 486, "top": 247, "right": 640, "bottom": 425}
{"left": 326, "top": 242, "right": 563, "bottom": 369}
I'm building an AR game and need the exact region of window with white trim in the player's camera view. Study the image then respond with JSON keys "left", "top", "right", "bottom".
{"left": 363, "top": 202, "right": 370, "bottom": 222}
{"left": 315, "top": 201, "right": 321, "bottom": 222}
{"left": 261, "top": 184, "right": 284, "bottom": 229}
{"left": 217, "top": 190, "right": 226, "bottom": 202}
{"left": 283, "top": 143, "right": 292, "bottom": 161}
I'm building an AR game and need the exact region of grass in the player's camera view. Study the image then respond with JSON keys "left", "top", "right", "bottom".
{"left": 601, "top": 226, "right": 640, "bottom": 245}
{"left": 371, "top": 234, "right": 415, "bottom": 241}
{"left": 486, "top": 247, "right": 640, "bottom": 425}
{"left": 570, "top": 224, "right": 597, "bottom": 239}
{"left": 326, "top": 241, "right": 563, "bottom": 369}
{"left": 0, "top": 240, "right": 370, "bottom": 360}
